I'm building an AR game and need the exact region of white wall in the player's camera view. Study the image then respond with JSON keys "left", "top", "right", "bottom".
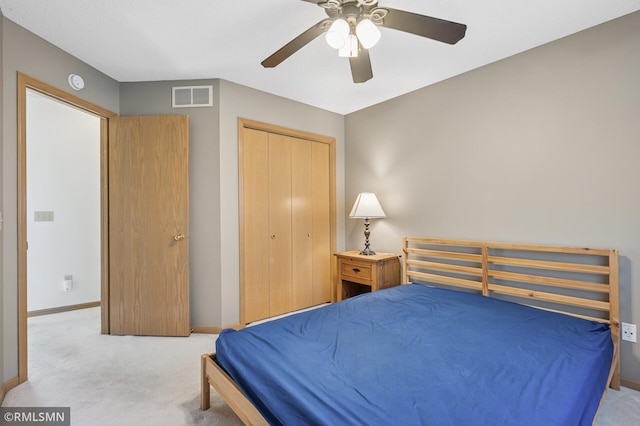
{"left": 26, "top": 90, "right": 100, "bottom": 311}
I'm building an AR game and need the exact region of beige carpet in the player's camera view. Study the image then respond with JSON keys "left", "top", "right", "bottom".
{"left": 2, "top": 307, "right": 241, "bottom": 425}
{"left": 2, "top": 307, "right": 639, "bottom": 425}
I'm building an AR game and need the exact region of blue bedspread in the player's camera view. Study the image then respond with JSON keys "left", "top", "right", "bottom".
{"left": 216, "top": 284, "right": 613, "bottom": 426}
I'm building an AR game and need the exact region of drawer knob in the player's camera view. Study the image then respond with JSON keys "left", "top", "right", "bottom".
{"left": 352, "top": 268, "right": 360, "bottom": 273}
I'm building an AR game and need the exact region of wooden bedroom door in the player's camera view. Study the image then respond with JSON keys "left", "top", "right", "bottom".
{"left": 240, "top": 119, "right": 334, "bottom": 325}
{"left": 108, "top": 115, "right": 190, "bottom": 336}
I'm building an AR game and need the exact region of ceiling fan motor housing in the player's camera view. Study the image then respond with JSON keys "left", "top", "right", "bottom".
{"left": 338, "top": 3, "right": 361, "bottom": 23}
{"left": 323, "top": 0, "right": 380, "bottom": 23}
{"left": 261, "top": 0, "right": 467, "bottom": 83}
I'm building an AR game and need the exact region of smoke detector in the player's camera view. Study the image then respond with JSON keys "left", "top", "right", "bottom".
{"left": 68, "top": 74, "right": 85, "bottom": 90}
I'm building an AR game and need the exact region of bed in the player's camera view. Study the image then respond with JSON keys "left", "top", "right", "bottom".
{"left": 201, "top": 237, "right": 620, "bottom": 425}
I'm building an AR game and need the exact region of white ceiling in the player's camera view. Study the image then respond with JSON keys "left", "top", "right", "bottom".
{"left": 2, "top": 0, "right": 639, "bottom": 114}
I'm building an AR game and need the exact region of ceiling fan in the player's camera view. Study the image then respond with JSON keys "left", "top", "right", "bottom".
{"left": 261, "top": 0, "right": 467, "bottom": 83}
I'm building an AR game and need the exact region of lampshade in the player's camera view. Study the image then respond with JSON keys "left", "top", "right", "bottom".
{"left": 355, "top": 18, "right": 381, "bottom": 49}
{"left": 325, "top": 19, "right": 349, "bottom": 49}
{"left": 349, "top": 192, "right": 386, "bottom": 219}
{"left": 338, "top": 34, "right": 359, "bottom": 58}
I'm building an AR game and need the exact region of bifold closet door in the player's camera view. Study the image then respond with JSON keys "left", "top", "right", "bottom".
{"left": 241, "top": 128, "right": 270, "bottom": 323}
{"left": 241, "top": 124, "right": 333, "bottom": 324}
{"left": 310, "top": 141, "right": 331, "bottom": 305}
{"left": 268, "top": 133, "right": 294, "bottom": 317}
{"left": 291, "top": 138, "right": 313, "bottom": 310}
{"left": 291, "top": 139, "right": 332, "bottom": 310}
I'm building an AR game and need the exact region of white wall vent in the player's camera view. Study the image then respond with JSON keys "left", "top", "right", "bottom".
{"left": 172, "top": 85, "right": 213, "bottom": 108}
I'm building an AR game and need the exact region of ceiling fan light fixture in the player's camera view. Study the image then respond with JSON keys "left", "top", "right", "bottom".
{"left": 338, "top": 34, "right": 359, "bottom": 58}
{"left": 355, "top": 18, "right": 381, "bottom": 49}
{"left": 325, "top": 18, "right": 349, "bottom": 49}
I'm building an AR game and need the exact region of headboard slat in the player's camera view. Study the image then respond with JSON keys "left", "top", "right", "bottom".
{"left": 489, "top": 255, "right": 611, "bottom": 275}
{"left": 402, "top": 236, "right": 620, "bottom": 390}
{"left": 405, "top": 247, "right": 482, "bottom": 263}
{"left": 406, "top": 259, "right": 482, "bottom": 277}
{"left": 406, "top": 271, "right": 482, "bottom": 291}
{"left": 489, "top": 270, "right": 611, "bottom": 294}
{"left": 522, "top": 305, "right": 610, "bottom": 324}
{"left": 487, "top": 284, "right": 611, "bottom": 311}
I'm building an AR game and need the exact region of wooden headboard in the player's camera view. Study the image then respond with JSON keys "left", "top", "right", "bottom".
{"left": 402, "top": 237, "right": 620, "bottom": 389}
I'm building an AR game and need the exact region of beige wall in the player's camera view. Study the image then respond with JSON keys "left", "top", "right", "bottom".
{"left": 0, "top": 11, "right": 4, "bottom": 388}
{"left": 120, "top": 79, "right": 346, "bottom": 327}
{"left": 2, "top": 17, "right": 119, "bottom": 382}
{"left": 218, "top": 79, "right": 346, "bottom": 326}
{"left": 119, "top": 79, "right": 222, "bottom": 328}
{"left": 3, "top": 4, "right": 636, "bottom": 390}
{"left": 0, "top": 20, "right": 345, "bottom": 375}
{"left": 345, "top": 11, "right": 640, "bottom": 382}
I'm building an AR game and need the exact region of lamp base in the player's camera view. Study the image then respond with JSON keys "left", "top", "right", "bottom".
{"left": 359, "top": 218, "right": 376, "bottom": 255}
{"left": 359, "top": 247, "right": 376, "bottom": 256}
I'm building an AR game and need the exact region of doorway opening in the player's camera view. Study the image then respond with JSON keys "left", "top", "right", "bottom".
{"left": 26, "top": 89, "right": 101, "bottom": 316}
{"left": 17, "top": 73, "right": 116, "bottom": 382}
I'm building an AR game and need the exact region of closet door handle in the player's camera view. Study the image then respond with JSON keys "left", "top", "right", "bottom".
{"left": 174, "top": 234, "right": 185, "bottom": 241}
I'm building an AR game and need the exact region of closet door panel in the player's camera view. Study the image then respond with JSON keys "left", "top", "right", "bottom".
{"left": 239, "top": 119, "right": 335, "bottom": 325}
{"left": 311, "top": 142, "right": 332, "bottom": 304}
{"left": 292, "top": 138, "right": 313, "bottom": 310}
{"left": 241, "top": 129, "right": 270, "bottom": 323}
{"left": 268, "top": 134, "right": 293, "bottom": 316}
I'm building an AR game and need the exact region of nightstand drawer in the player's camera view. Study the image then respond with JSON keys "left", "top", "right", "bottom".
{"left": 340, "top": 260, "right": 373, "bottom": 284}
{"left": 335, "top": 251, "right": 400, "bottom": 302}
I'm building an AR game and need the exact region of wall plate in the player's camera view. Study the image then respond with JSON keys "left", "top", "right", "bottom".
{"left": 622, "top": 322, "right": 637, "bottom": 343}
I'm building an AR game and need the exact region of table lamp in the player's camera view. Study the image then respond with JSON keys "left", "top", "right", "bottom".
{"left": 349, "top": 192, "right": 386, "bottom": 255}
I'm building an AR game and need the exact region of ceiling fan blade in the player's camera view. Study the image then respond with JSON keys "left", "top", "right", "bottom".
{"left": 382, "top": 8, "right": 467, "bottom": 45}
{"left": 349, "top": 48, "right": 373, "bottom": 84}
{"left": 262, "top": 20, "right": 327, "bottom": 68}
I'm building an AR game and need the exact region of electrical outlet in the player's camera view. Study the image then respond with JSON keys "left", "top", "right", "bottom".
{"left": 63, "top": 275, "right": 73, "bottom": 292}
{"left": 621, "top": 323, "right": 637, "bottom": 343}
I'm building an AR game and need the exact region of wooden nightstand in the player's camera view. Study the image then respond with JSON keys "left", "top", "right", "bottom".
{"left": 334, "top": 251, "right": 401, "bottom": 301}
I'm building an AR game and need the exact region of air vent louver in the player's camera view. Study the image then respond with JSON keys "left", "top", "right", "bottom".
{"left": 172, "top": 85, "right": 213, "bottom": 108}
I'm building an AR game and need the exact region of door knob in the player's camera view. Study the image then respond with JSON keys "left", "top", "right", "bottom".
{"left": 174, "top": 234, "right": 185, "bottom": 241}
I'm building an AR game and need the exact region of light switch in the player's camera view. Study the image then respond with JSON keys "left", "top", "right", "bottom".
{"left": 34, "top": 211, "right": 54, "bottom": 222}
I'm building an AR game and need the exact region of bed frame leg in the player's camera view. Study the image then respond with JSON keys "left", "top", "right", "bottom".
{"left": 201, "top": 354, "right": 211, "bottom": 410}
{"left": 611, "top": 360, "right": 621, "bottom": 391}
